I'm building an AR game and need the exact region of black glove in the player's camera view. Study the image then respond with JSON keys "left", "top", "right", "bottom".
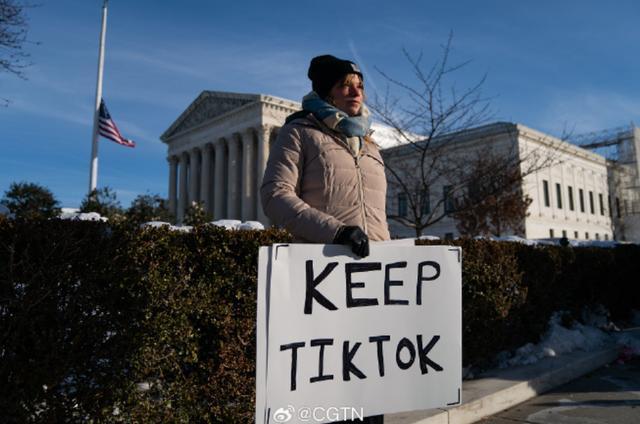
{"left": 334, "top": 226, "right": 369, "bottom": 258}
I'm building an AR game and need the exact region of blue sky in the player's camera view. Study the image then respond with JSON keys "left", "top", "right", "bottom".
{"left": 2, "top": 0, "right": 640, "bottom": 208}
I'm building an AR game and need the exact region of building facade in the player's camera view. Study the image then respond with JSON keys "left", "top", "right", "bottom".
{"left": 383, "top": 123, "right": 640, "bottom": 241}
{"left": 163, "top": 91, "right": 640, "bottom": 242}
{"left": 161, "top": 91, "right": 300, "bottom": 223}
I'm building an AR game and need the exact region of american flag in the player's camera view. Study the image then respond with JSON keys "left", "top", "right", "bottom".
{"left": 98, "top": 99, "right": 135, "bottom": 148}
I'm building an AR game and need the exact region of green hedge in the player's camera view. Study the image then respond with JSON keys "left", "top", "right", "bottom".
{"left": 417, "top": 238, "right": 640, "bottom": 365}
{"left": 1, "top": 219, "right": 638, "bottom": 422}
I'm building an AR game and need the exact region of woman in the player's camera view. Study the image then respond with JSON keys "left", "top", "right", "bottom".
{"left": 260, "top": 54, "right": 390, "bottom": 258}
{"left": 260, "top": 55, "right": 387, "bottom": 423}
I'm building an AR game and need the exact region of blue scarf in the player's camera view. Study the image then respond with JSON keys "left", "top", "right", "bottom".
{"left": 302, "top": 91, "right": 372, "bottom": 138}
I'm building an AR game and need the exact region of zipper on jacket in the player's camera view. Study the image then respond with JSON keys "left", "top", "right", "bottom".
{"left": 355, "top": 155, "right": 368, "bottom": 235}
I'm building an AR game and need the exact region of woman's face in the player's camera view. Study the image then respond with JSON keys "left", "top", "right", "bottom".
{"left": 328, "top": 73, "right": 364, "bottom": 116}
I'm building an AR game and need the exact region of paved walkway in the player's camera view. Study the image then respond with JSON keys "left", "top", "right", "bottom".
{"left": 478, "top": 358, "right": 640, "bottom": 424}
{"left": 387, "top": 328, "right": 640, "bottom": 424}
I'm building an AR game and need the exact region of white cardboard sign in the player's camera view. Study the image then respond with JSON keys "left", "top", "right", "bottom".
{"left": 256, "top": 243, "right": 461, "bottom": 423}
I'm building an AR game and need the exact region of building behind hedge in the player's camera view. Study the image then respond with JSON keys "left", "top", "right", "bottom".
{"left": 160, "top": 91, "right": 402, "bottom": 224}
{"left": 162, "top": 91, "right": 640, "bottom": 242}
{"left": 383, "top": 123, "right": 640, "bottom": 241}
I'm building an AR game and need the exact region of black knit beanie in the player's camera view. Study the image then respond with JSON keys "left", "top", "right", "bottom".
{"left": 307, "top": 55, "right": 363, "bottom": 99}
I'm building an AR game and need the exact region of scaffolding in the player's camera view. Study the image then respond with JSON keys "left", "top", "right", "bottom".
{"left": 567, "top": 125, "right": 635, "bottom": 162}
{"left": 567, "top": 124, "right": 640, "bottom": 240}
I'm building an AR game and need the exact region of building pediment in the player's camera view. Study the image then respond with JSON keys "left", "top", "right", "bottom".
{"left": 161, "top": 91, "right": 261, "bottom": 141}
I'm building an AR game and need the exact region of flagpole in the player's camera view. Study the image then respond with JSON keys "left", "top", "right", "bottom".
{"left": 88, "top": 0, "right": 108, "bottom": 194}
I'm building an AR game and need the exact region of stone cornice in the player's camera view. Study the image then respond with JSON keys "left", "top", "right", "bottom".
{"left": 258, "top": 94, "right": 301, "bottom": 112}
{"left": 162, "top": 92, "right": 301, "bottom": 145}
{"left": 516, "top": 124, "right": 606, "bottom": 165}
{"left": 162, "top": 91, "right": 261, "bottom": 142}
{"left": 381, "top": 121, "right": 608, "bottom": 167}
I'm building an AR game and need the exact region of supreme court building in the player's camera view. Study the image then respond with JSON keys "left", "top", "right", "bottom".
{"left": 161, "top": 91, "right": 300, "bottom": 224}
{"left": 161, "top": 90, "right": 400, "bottom": 225}
{"left": 163, "top": 90, "right": 640, "bottom": 242}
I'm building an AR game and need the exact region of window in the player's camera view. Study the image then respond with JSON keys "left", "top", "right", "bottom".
{"left": 556, "top": 183, "right": 562, "bottom": 209}
{"left": 579, "top": 189, "right": 585, "bottom": 212}
{"left": 398, "top": 193, "right": 407, "bottom": 217}
{"left": 549, "top": 229, "right": 555, "bottom": 238}
{"left": 599, "top": 193, "right": 604, "bottom": 216}
{"left": 562, "top": 230, "right": 567, "bottom": 238}
{"left": 595, "top": 233, "right": 600, "bottom": 240}
{"left": 589, "top": 191, "right": 595, "bottom": 214}
{"left": 574, "top": 231, "right": 579, "bottom": 239}
{"left": 585, "top": 232, "right": 589, "bottom": 239}
{"left": 568, "top": 186, "right": 574, "bottom": 211}
{"left": 444, "top": 232, "right": 454, "bottom": 240}
{"left": 443, "top": 186, "right": 455, "bottom": 213}
{"left": 616, "top": 197, "right": 621, "bottom": 218}
{"left": 608, "top": 195, "right": 612, "bottom": 217}
{"left": 543, "top": 180, "right": 550, "bottom": 207}
{"left": 604, "top": 234, "right": 609, "bottom": 241}
{"left": 421, "top": 189, "right": 430, "bottom": 215}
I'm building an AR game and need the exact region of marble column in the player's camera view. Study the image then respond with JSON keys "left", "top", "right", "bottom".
{"left": 189, "top": 148, "right": 201, "bottom": 208}
{"left": 178, "top": 152, "right": 189, "bottom": 223}
{"left": 200, "top": 143, "right": 212, "bottom": 214}
{"left": 214, "top": 139, "right": 227, "bottom": 219}
{"left": 241, "top": 128, "right": 256, "bottom": 221}
{"left": 256, "top": 125, "right": 273, "bottom": 225}
{"left": 168, "top": 156, "right": 178, "bottom": 221}
{"left": 227, "top": 134, "right": 242, "bottom": 219}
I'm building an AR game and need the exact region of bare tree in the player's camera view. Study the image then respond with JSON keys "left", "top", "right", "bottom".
{"left": 452, "top": 151, "right": 533, "bottom": 237}
{"left": 1, "top": 0, "right": 34, "bottom": 105}
{"left": 372, "top": 33, "right": 556, "bottom": 237}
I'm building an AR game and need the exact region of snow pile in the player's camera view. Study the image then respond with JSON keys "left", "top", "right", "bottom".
{"left": 59, "top": 210, "right": 107, "bottom": 222}
{"left": 139, "top": 220, "right": 265, "bottom": 232}
{"left": 140, "top": 222, "right": 191, "bottom": 232}
{"left": 497, "top": 311, "right": 611, "bottom": 368}
{"left": 237, "top": 221, "right": 265, "bottom": 230}
{"left": 525, "top": 238, "right": 622, "bottom": 248}
{"left": 494, "top": 235, "right": 537, "bottom": 246}
{"left": 582, "top": 304, "right": 620, "bottom": 331}
{"left": 209, "top": 219, "right": 242, "bottom": 230}
{"left": 566, "top": 239, "right": 619, "bottom": 248}
{"left": 140, "top": 221, "right": 171, "bottom": 229}
{"left": 417, "top": 235, "right": 440, "bottom": 241}
{"left": 169, "top": 225, "right": 192, "bottom": 232}
{"left": 208, "top": 220, "right": 264, "bottom": 230}
{"left": 461, "top": 234, "right": 633, "bottom": 247}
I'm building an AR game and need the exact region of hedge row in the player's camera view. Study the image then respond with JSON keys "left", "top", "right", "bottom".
{"left": 1, "top": 219, "right": 638, "bottom": 422}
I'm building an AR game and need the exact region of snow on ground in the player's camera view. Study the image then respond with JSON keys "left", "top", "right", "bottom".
{"left": 496, "top": 308, "right": 640, "bottom": 369}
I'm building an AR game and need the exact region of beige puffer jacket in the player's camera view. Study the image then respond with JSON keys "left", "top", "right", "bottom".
{"left": 260, "top": 113, "right": 390, "bottom": 243}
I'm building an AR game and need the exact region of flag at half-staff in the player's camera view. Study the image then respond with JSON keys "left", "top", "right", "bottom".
{"left": 98, "top": 99, "right": 135, "bottom": 148}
